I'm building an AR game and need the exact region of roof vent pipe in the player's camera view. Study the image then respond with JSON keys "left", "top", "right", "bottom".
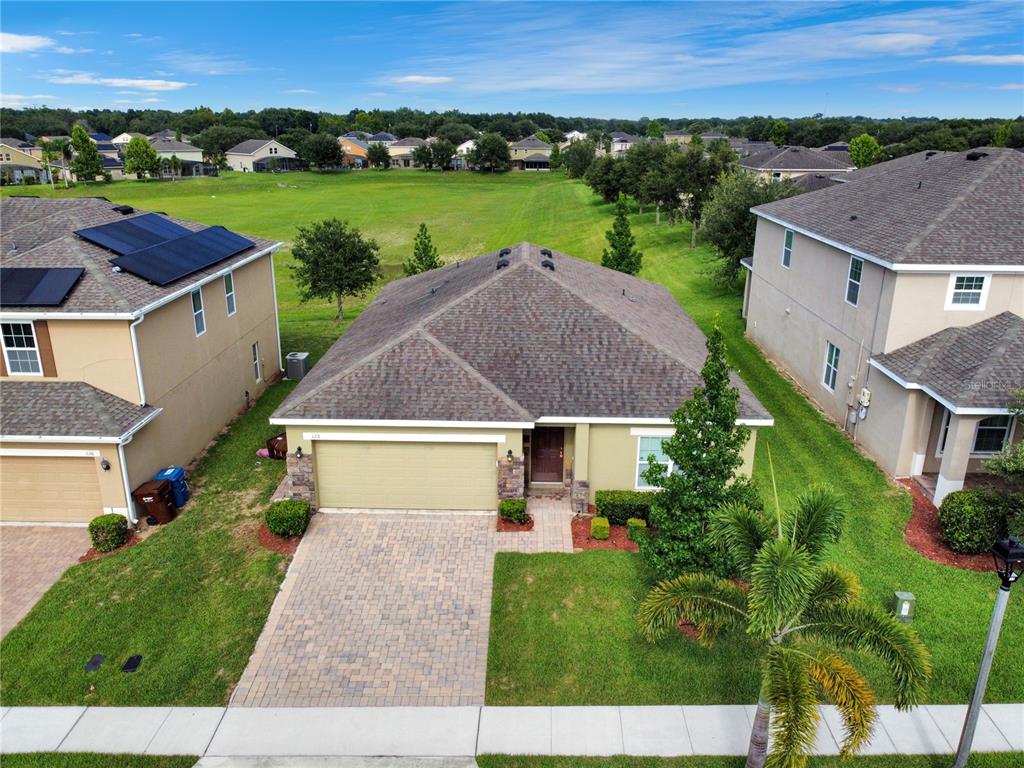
{"left": 499, "top": 247, "right": 512, "bottom": 257}
{"left": 540, "top": 248, "right": 552, "bottom": 258}
{"left": 496, "top": 258, "right": 510, "bottom": 270}
{"left": 541, "top": 259, "right": 555, "bottom": 271}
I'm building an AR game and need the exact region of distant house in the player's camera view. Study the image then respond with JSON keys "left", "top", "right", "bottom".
{"left": 87, "top": 132, "right": 113, "bottom": 143}
{"left": 791, "top": 173, "right": 841, "bottom": 193}
{"left": 148, "top": 129, "right": 189, "bottom": 143}
{"left": 608, "top": 131, "right": 641, "bottom": 156}
{"left": 100, "top": 156, "right": 126, "bottom": 181}
{"left": 388, "top": 137, "right": 427, "bottom": 168}
{"left": 0, "top": 141, "right": 52, "bottom": 185}
{"left": 338, "top": 137, "right": 369, "bottom": 168}
{"left": 112, "top": 132, "right": 146, "bottom": 149}
{"left": 225, "top": 139, "right": 303, "bottom": 172}
{"left": 342, "top": 130, "right": 372, "bottom": 141}
{"left": 564, "top": 130, "right": 587, "bottom": 143}
{"left": 89, "top": 136, "right": 120, "bottom": 159}
{"left": 367, "top": 132, "right": 398, "bottom": 147}
{"left": 151, "top": 139, "right": 204, "bottom": 164}
{"left": 740, "top": 146, "right": 855, "bottom": 181}
{"left": 452, "top": 139, "right": 476, "bottom": 170}
{"left": 509, "top": 135, "right": 552, "bottom": 170}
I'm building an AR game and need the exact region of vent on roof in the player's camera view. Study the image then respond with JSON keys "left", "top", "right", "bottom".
{"left": 849, "top": 215, "right": 858, "bottom": 221}
{"left": 499, "top": 247, "right": 512, "bottom": 257}
{"left": 112, "top": 205, "right": 134, "bottom": 215}
{"left": 540, "top": 248, "right": 552, "bottom": 257}
{"left": 966, "top": 151, "right": 989, "bottom": 161}
{"left": 496, "top": 258, "right": 510, "bottom": 270}
{"left": 541, "top": 259, "right": 555, "bottom": 271}
{"left": 925, "top": 151, "right": 937, "bottom": 157}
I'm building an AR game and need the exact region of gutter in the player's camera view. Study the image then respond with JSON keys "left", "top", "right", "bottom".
{"left": 129, "top": 315, "right": 146, "bottom": 404}
{"left": 115, "top": 407, "right": 163, "bottom": 524}
{"left": 269, "top": 250, "right": 284, "bottom": 373}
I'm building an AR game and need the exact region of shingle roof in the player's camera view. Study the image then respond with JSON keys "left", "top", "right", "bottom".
{"left": 610, "top": 132, "right": 641, "bottom": 143}
{"left": 872, "top": 312, "right": 1024, "bottom": 410}
{"left": 88, "top": 133, "right": 112, "bottom": 143}
{"left": 274, "top": 244, "right": 769, "bottom": 423}
{"left": 151, "top": 139, "right": 198, "bottom": 153}
{"left": 741, "top": 146, "right": 855, "bottom": 172}
{"left": 0, "top": 380, "right": 157, "bottom": 438}
{"left": 522, "top": 153, "right": 551, "bottom": 162}
{"left": 834, "top": 149, "right": 952, "bottom": 183}
{"left": 754, "top": 147, "right": 1024, "bottom": 268}
{"left": 390, "top": 137, "right": 427, "bottom": 147}
{"left": 368, "top": 132, "right": 397, "bottom": 142}
{"left": 510, "top": 135, "right": 551, "bottom": 149}
{"left": 0, "top": 197, "right": 278, "bottom": 314}
{"left": 1, "top": 138, "right": 34, "bottom": 149}
{"left": 225, "top": 139, "right": 273, "bottom": 155}
{"left": 791, "top": 173, "right": 840, "bottom": 193}
{"left": 147, "top": 130, "right": 186, "bottom": 142}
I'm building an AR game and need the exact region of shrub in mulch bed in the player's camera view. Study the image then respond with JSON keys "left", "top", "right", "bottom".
{"left": 258, "top": 523, "right": 300, "bottom": 555}
{"left": 571, "top": 515, "right": 638, "bottom": 551}
{"left": 265, "top": 499, "right": 310, "bottom": 538}
{"left": 496, "top": 515, "right": 534, "bottom": 532}
{"left": 899, "top": 479, "right": 991, "bottom": 572}
{"left": 88, "top": 513, "right": 129, "bottom": 553}
{"left": 79, "top": 531, "right": 141, "bottom": 562}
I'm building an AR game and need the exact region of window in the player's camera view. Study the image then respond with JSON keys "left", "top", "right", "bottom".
{"left": 224, "top": 273, "right": 236, "bottom": 316}
{"left": 946, "top": 274, "right": 988, "bottom": 310}
{"left": 636, "top": 436, "right": 672, "bottom": 489}
{"left": 823, "top": 341, "right": 840, "bottom": 391}
{"left": 1, "top": 322, "right": 41, "bottom": 374}
{"left": 191, "top": 288, "right": 206, "bottom": 336}
{"left": 782, "top": 229, "right": 793, "bottom": 268}
{"left": 973, "top": 416, "right": 1013, "bottom": 454}
{"left": 845, "top": 256, "right": 863, "bottom": 306}
{"left": 252, "top": 341, "right": 261, "bottom": 382}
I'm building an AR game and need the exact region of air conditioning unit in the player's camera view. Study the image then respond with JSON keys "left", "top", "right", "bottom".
{"left": 286, "top": 352, "right": 310, "bottom": 380}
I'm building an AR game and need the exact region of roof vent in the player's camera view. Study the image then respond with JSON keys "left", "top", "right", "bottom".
{"left": 112, "top": 266, "right": 122, "bottom": 273}
{"left": 849, "top": 215, "right": 858, "bottom": 221}
{"left": 541, "top": 259, "right": 555, "bottom": 271}
{"left": 496, "top": 258, "right": 510, "bottom": 270}
{"left": 540, "top": 248, "right": 552, "bottom": 257}
{"left": 112, "top": 205, "right": 134, "bottom": 215}
{"left": 925, "top": 151, "right": 937, "bottom": 157}
{"left": 9, "top": 242, "right": 16, "bottom": 254}
{"left": 965, "top": 151, "right": 988, "bottom": 161}
{"left": 499, "top": 247, "right": 512, "bottom": 257}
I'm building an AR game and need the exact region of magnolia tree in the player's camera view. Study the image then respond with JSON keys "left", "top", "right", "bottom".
{"left": 290, "top": 218, "right": 381, "bottom": 320}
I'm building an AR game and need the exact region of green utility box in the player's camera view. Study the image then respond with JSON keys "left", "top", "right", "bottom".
{"left": 893, "top": 591, "right": 916, "bottom": 623}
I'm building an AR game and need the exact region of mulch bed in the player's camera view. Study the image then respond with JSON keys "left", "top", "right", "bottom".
{"left": 899, "top": 479, "right": 991, "bottom": 572}
{"left": 497, "top": 515, "right": 535, "bottom": 532}
{"left": 258, "top": 523, "right": 300, "bottom": 555}
{"left": 571, "top": 516, "right": 639, "bottom": 551}
{"left": 79, "top": 531, "right": 141, "bottom": 563}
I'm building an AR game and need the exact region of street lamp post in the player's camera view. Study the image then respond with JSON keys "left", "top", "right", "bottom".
{"left": 951, "top": 536, "right": 1024, "bottom": 768}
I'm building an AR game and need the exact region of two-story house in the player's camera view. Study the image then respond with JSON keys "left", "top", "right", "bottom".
{"left": 743, "top": 148, "right": 1023, "bottom": 505}
{"left": 388, "top": 137, "right": 428, "bottom": 168}
{"left": 225, "top": 139, "right": 302, "bottom": 172}
{"left": 740, "top": 146, "right": 855, "bottom": 181}
{"left": 509, "top": 135, "right": 552, "bottom": 171}
{"left": 0, "top": 198, "right": 283, "bottom": 524}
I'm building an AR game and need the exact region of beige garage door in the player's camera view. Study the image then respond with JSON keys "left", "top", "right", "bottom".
{"left": 315, "top": 441, "right": 498, "bottom": 511}
{"left": 0, "top": 455, "right": 103, "bottom": 523}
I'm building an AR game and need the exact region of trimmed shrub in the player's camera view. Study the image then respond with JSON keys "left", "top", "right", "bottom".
{"left": 89, "top": 513, "right": 129, "bottom": 553}
{"left": 594, "top": 490, "right": 654, "bottom": 525}
{"left": 499, "top": 498, "right": 528, "bottom": 524}
{"left": 591, "top": 516, "right": 610, "bottom": 540}
{"left": 938, "top": 490, "right": 1003, "bottom": 553}
{"left": 265, "top": 499, "right": 310, "bottom": 538}
{"left": 626, "top": 517, "right": 648, "bottom": 542}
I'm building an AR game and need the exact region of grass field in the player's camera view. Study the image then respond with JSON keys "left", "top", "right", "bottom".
{"left": 476, "top": 756, "right": 1024, "bottom": 768}
{"left": 0, "top": 755, "right": 196, "bottom": 768}
{"left": 2, "top": 170, "right": 1022, "bottom": 707}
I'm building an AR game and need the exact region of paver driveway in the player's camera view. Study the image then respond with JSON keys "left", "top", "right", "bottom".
{"left": 232, "top": 500, "right": 571, "bottom": 707}
{"left": 0, "top": 525, "right": 90, "bottom": 637}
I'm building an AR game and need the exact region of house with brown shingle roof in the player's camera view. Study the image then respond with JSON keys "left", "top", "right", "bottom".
{"left": 743, "top": 147, "right": 1023, "bottom": 504}
{"left": 0, "top": 198, "right": 283, "bottom": 524}
{"left": 509, "top": 134, "right": 552, "bottom": 170}
{"left": 740, "top": 145, "right": 855, "bottom": 181}
{"left": 272, "top": 243, "right": 771, "bottom": 514}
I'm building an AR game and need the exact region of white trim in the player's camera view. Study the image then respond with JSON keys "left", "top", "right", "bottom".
{"left": 868, "top": 359, "right": 1012, "bottom": 416}
{"left": 0, "top": 448, "right": 99, "bottom": 457}
{"left": 845, "top": 255, "right": 863, "bottom": 308}
{"left": 129, "top": 315, "right": 146, "bottom": 404}
{"left": 224, "top": 272, "right": 237, "bottom": 317}
{"left": 118, "top": 440, "right": 135, "bottom": 524}
{"left": 0, "top": 320, "right": 43, "bottom": 376}
{"left": 537, "top": 416, "right": 672, "bottom": 425}
{"left": 191, "top": 288, "right": 206, "bottom": 337}
{"left": 0, "top": 520, "right": 89, "bottom": 528}
{"left": 304, "top": 431, "right": 507, "bottom": 444}
{"left": 822, "top": 341, "right": 840, "bottom": 392}
{"left": 635, "top": 433, "right": 672, "bottom": 490}
{"left": 629, "top": 427, "right": 675, "bottom": 437}
{"left": 252, "top": 340, "right": 261, "bottom": 383}
{"left": 1, "top": 434, "right": 121, "bottom": 444}
{"left": 738, "top": 418, "right": 775, "bottom": 427}
{"left": 781, "top": 228, "right": 793, "bottom": 269}
{"left": 0, "top": 311, "right": 135, "bottom": 321}
{"left": 943, "top": 272, "right": 990, "bottom": 311}
{"left": 272, "top": 418, "right": 533, "bottom": 428}
{"left": 269, "top": 250, "right": 284, "bottom": 372}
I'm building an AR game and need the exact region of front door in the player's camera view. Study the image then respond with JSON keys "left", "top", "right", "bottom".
{"left": 531, "top": 427, "right": 564, "bottom": 483}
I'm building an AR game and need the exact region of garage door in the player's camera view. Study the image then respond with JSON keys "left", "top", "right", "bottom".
{"left": 0, "top": 455, "right": 103, "bottom": 523}
{"left": 315, "top": 441, "right": 498, "bottom": 511}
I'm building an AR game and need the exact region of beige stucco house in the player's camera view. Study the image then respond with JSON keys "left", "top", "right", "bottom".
{"left": 0, "top": 141, "right": 52, "bottom": 185}
{"left": 743, "top": 148, "right": 1023, "bottom": 505}
{"left": 272, "top": 243, "right": 771, "bottom": 515}
{"left": 388, "top": 137, "right": 428, "bottom": 168}
{"left": 740, "top": 145, "right": 854, "bottom": 181}
{"left": 0, "top": 198, "right": 283, "bottom": 524}
{"left": 509, "top": 135, "right": 552, "bottom": 170}
{"left": 225, "top": 139, "right": 301, "bottom": 172}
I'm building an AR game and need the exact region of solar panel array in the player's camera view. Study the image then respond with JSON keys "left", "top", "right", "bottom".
{"left": 74, "top": 214, "right": 255, "bottom": 286}
{"left": 0, "top": 267, "right": 84, "bottom": 306}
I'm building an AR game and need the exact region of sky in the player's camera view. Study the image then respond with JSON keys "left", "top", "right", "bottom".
{"left": 1, "top": 1, "right": 1022, "bottom": 119}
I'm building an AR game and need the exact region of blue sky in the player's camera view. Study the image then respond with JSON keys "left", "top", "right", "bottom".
{"left": 2, "top": 1, "right": 1022, "bottom": 119}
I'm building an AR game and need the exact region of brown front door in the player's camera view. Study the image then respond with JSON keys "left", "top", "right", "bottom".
{"left": 531, "top": 427, "right": 564, "bottom": 483}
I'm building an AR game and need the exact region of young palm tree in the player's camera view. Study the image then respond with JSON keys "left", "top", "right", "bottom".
{"left": 637, "top": 470, "right": 931, "bottom": 768}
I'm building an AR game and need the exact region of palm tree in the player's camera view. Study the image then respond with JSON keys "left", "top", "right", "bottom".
{"left": 38, "top": 140, "right": 58, "bottom": 190}
{"left": 58, "top": 138, "right": 73, "bottom": 188}
{"left": 637, "top": 464, "right": 931, "bottom": 768}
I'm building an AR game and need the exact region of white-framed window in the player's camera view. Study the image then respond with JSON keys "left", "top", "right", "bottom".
{"left": 1, "top": 321, "right": 42, "bottom": 375}
{"left": 822, "top": 341, "right": 840, "bottom": 391}
{"left": 782, "top": 228, "right": 793, "bottom": 268}
{"left": 224, "top": 272, "right": 237, "bottom": 316}
{"left": 945, "top": 273, "right": 989, "bottom": 310}
{"left": 938, "top": 410, "right": 1016, "bottom": 456}
{"left": 191, "top": 288, "right": 206, "bottom": 336}
{"left": 252, "top": 341, "right": 261, "bottom": 382}
{"left": 636, "top": 435, "right": 673, "bottom": 489}
{"left": 845, "top": 256, "right": 863, "bottom": 306}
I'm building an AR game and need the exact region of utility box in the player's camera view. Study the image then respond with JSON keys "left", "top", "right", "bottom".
{"left": 286, "top": 352, "right": 310, "bottom": 381}
{"left": 893, "top": 591, "right": 916, "bottom": 623}
{"left": 153, "top": 466, "right": 190, "bottom": 509}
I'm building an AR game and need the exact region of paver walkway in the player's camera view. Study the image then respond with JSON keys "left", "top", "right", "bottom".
{"left": 0, "top": 525, "right": 90, "bottom": 637}
{"left": 231, "top": 499, "right": 573, "bottom": 707}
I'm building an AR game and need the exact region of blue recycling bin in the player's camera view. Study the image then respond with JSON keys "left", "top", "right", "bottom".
{"left": 153, "top": 466, "right": 190, "bottom": 509}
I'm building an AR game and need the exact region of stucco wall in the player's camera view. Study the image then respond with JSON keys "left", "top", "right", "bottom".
{"left": 855, "top": 371, "right": 918, "bottom": 476}
{"left": 226, "top": 141, "right": 296, "bottom": 172}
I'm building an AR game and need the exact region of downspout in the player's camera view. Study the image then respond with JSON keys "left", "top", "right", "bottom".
{"left": 270, "top": 249, "right": 284, "bottom": 374}
{"left": 117, "top": 440, "right": 137, "bottom": 525}
{"left": 853, "top": 268, "right": 889, "bottom": 442}
{"left": 129, "top": 314, "right": 147, "bottom": 405}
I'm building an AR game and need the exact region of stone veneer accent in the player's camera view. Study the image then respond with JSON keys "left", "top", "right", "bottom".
{"left": 285, "top": 453, "right": 316, "bottom": 508}
{"left": 570, "top": 479, "right": 590, "bottom": 515}
{"left": 497, "top": 456, "right": 525, "bottom": 499}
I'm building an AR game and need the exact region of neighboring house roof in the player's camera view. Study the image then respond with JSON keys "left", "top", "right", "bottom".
{"left": 368, "top": 132, "right": 397, "bottom": 142}
{"left": 273, "top": 243, "right": 770, "bottom": 424}
{"left": 390, "top": 137, "right": 427, "bottom": 147}
{"left": 510, "top": 135, "right": 551, "bottom": 150}
{"left": 0, "top": 197, "right": 278, "bottom": 315}
{"left": 791, "top": 174, "right": 841, "bottom": 193}
{"left": 343, "top": 131, "right": 372, "bottom": 140}
{"left": 741, "top": 146, "right": 854, "bottom": 172}
{"left": 522, "top": 153, "right": 551, "bottom": 162}
{"left": 820, "top": 141, "right": 850, "bottom": 151}
{"left": 610, "top": 132, "right": 641, "bottom": 143}
{"left": 753, "top": 147, "right": 1024, "bottom": 269}
{"left": 101, "top": 156, "right": 123, "bottom": 169}
{"left": 88, "top": 133, "right": 113, "bottom": 143}
{"left": 225, "top": 139, "right": 276, "bottom": 155}
{"left": 1, "top": 138, "right": 34, "bottom": 149}
{"left": 151, "top": 139, "right": 199, "bottom": 153}
{"left": 0, "top": 381, "right": 158, "bottom": 439}
{"left": 94, "top": 142, "right": 118, "bottom": 153}
{"left": 871, "top": 312, "right": 1024, "bottom": 412}
{"left": 148, "top": 130, "right": 186, "bottom": 142}
{"left": 340, "top": 138, "right": 369, "bottom": 151}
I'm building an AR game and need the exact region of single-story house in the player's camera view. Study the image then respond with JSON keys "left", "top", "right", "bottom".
{"left": 389, "top": 137, "right": 428, "bottom": 168}
{"left": 225, "top": 139, "right": 303, "bottom": 172}
{"left": 150, "top": 139, "right": 204, "bottom": 164}
{"left": 271, "top": 243, "right": 771, "bottom": 514}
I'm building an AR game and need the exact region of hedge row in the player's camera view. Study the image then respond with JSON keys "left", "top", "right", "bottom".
{"left": 938, "top": 489, "right": 1023, "bottom": 553}
{"left": 594, "top": 490, "right": 654, "bottom": 525}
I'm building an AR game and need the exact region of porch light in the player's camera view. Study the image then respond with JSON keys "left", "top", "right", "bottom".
{"left": 100, "top": 459, "right": 111, "bottom": 471}
{"left": 506, "top": 449, "right": 514, "bottom": 463}
{"left": 951, "top": 537, "right": 1024, "bottom": 768}
{"left": 295, "top": 446, "right": 303, "bottom": 459}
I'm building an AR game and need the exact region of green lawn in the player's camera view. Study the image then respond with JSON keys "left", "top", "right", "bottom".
{"left": 477, "top": 756, "right": 1024, "bottom": 768}
{"left": 0, "top": 755, "right": 196, "bottom": 768}
{"left": 2, "top": 170, "right": 1022, "bottom": 707}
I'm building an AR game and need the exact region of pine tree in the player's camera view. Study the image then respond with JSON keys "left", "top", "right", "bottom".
{"left": 601, "top": 194, "right": 642, "bottom": 275}
{"left": 403, "top": 223, "right": 443, "bottom": 275}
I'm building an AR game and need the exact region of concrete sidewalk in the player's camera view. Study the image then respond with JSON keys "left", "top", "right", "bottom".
{"left": 0, "top": 703, "right": 1020, "bottom": 758}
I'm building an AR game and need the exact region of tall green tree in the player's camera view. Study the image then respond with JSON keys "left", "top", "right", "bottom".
{"left": 646, "top": 119, "right": 666, "bottom": 139}
{"left": 366, "top": 142, "right": 391, "bottom": 169}
{"left": 430, "top": 138, "right": 456, "bottom": 171}
{"left": 585, "top": 155, "right": 624, "bottom": 202}
{"left": 601, "top": 194, "right": 642, "bottom": 275}
{"left": 124, "top": 136, "right": 161, "bottom": 179}
{"left": 290, "top": 218, "right": 382, "bottom": 320}
{"left": 848, "top": 133, "right": 881, "bottom": 168}
{"left": 639, "top": 476, "right": 931, "bottom": 768}
{"left": 469, "top": 132, "right": 511, "bottom": 172}
{"left": 561, "top": 139, "right": 596, "bottom": 178}
{"left": 38, "top": 140, "right": 61, "bottom": 189}
{"left": 302, "top": 132, "right": 342, "bottom": 169}
{"left": 766, "top": 119, "right": 789, "bottom": 146}
{"left": 403, "top": 223, "right": 443, "bottom": 275}
{"left": 638, "top": 323, "right": 755, "bottom": 577}
{"left": 69, "top": 125, "right": 102, "bottom": 182}
{"left": 680, "top": 136, "right": 738, "bottom": 247}
{"left": 412, "top": 143, "right": 434, "bottom": 169}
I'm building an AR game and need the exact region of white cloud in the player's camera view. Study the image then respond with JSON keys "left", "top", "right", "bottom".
{"left": 929, "top": 54, "right": 1024, "bottom": 65}
{"left": 284, "top": 88, "right": 317, "bottom": 94}
{"left": 154, "top": 52, "right": 253, "bottom": 75}
{"left": 850, "top": 33, "right": 938, "bottom": 53}
{"left": 114, "top": 97, "right": 161, "bottom": 104}
{"left": 392, "top": 75, "right": 453, "bottom": 84}
{"left": 879, "top": 85, "right": 921, "bottom": 93}
{"left": 1, "top": 92, "right": 58, "bottom": 108}
{"left": 123, "top": 33, "right": 143, "bottom": 38}
{"left": 0, "top": 32, "right": 90, "bottom": 54}
{"left": 990, "top": 82, "right": 1024, "bottom": 90}
{"left": 45, "top": 70, "right": 189, "bottom": 91}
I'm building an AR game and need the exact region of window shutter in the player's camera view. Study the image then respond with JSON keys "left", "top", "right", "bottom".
{"left": 34, "top": 320, "right": 58, "bottom": 377}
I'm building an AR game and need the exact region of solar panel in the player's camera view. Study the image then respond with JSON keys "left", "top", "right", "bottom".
{"left": 75, "top": 213, "right": 191, "bottom": 255}
{"left": 0, "top": 267, "right": 84, "bottom": 306}
{"left": 111, "top": 227, "right": 254, "bottom": 286}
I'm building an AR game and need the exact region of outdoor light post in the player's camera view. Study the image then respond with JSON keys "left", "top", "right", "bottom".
{"left": 951, "top": 536, "right": 1024, "bottom": 768}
